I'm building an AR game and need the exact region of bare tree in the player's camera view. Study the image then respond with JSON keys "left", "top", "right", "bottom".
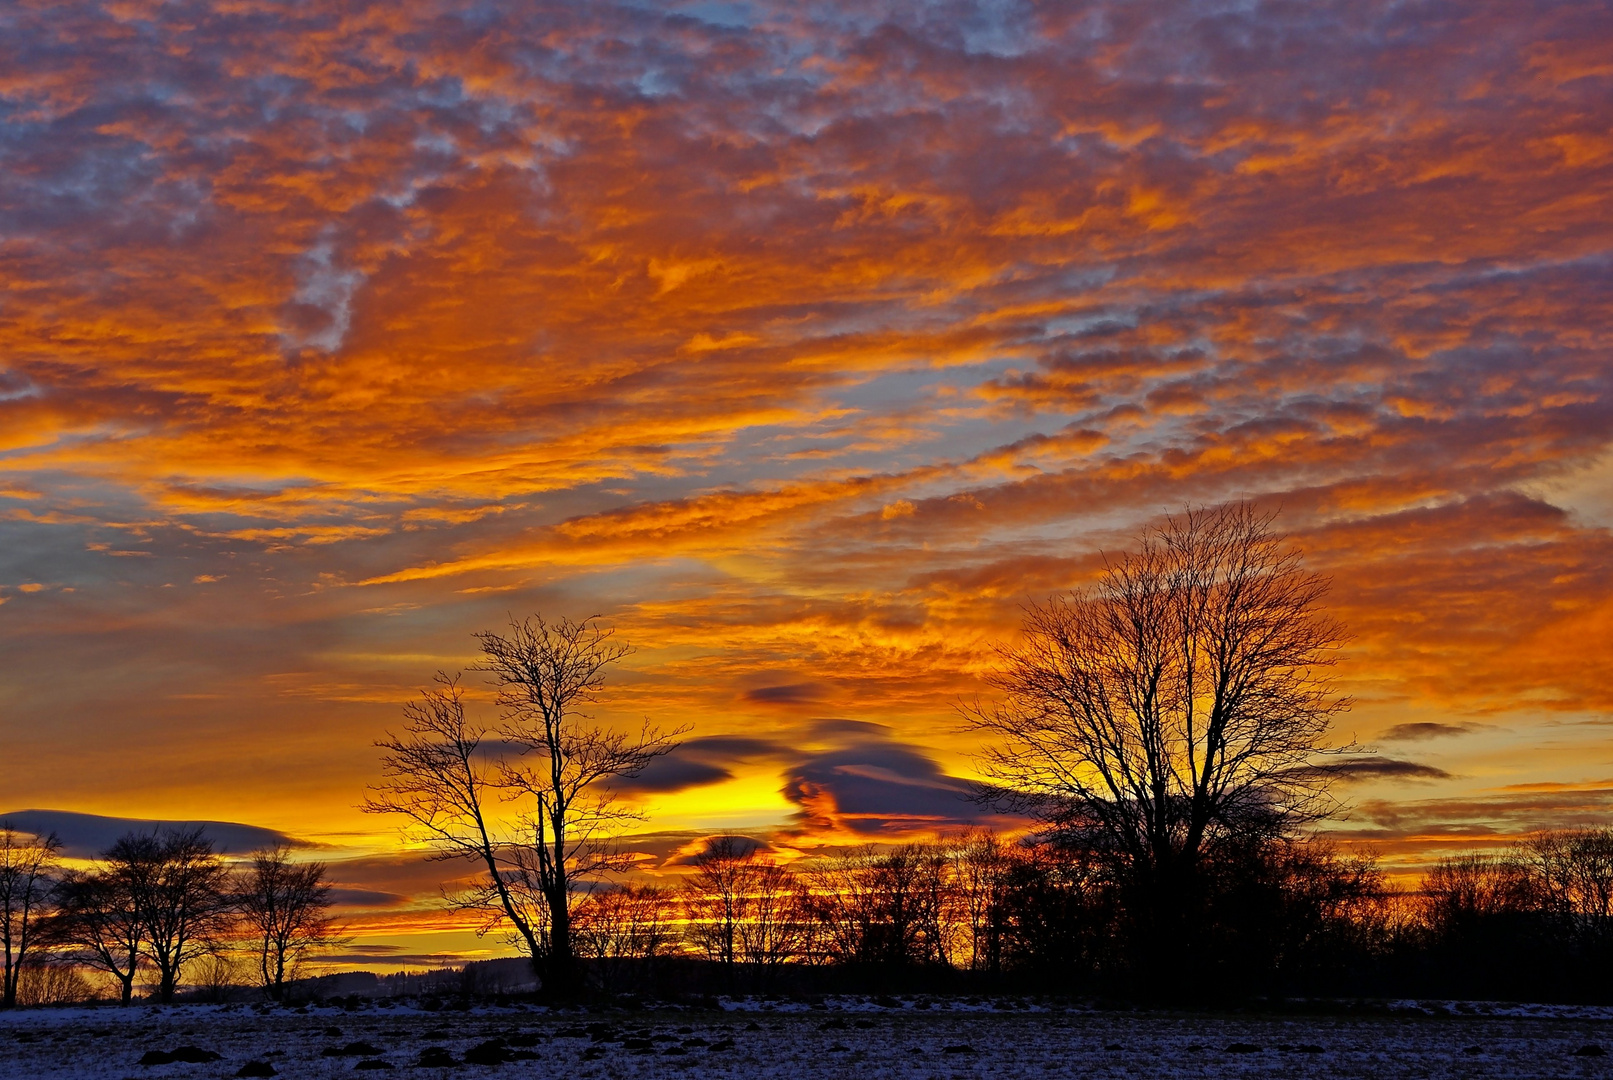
{"left": 683, "top": 836, "right": 754, "bottom": 967}
{"left": 238, "top": 845, "right": 342, "bottom": 1000}
{"left": 802, "top": 845, "right": 953, "bottom": 968}
{"left": 475, "top": 615, "right": 682, "bottom": 995}
{"left": 573, "top": 882, "right": 678, "bottom": 994}
{"left": 737, "top": 860, "right": 804, "bottom": 968}
{"left": 112, "top": 829, "right": 234, "bottom": 1003}
{"left": 14, "top": 961, "right": 95, "bottom": 1007}
{"left": 1419, "top": 851, "right": 1538, "bottom": 936}
{"left": 907, "top": 845, "right": 957, "bottom": 967}
{"left": 968, "top": 503, "right": 1350, "bottom": 968}
{"left": 953, "top": 830, "right": 1011, "bottom": 973}
{"left": 576, "top": 883, "right": 678, "bottom": 962}
{"left": 1523, "top": 828, "right": 1613, "bottom": 943}
{"left": 681, "top": 838, "right": 805, "bottom": 972}
{"left": 193, "top": 951, "right": 248, "bottom": 1004}
{"left": 366, "top": 615, "right": 681, "bottom": 998}
{"left": 52, "top": 867, "right": 144, "bottom": 1005}
{"left": 801, "top": 850, "right": 882, "bottom": 966}
{"left": 362, "top": 675, "right": 552, "bottom": 968}
{"left": 0, "top": 824, "right": 61, "bottom": 1008}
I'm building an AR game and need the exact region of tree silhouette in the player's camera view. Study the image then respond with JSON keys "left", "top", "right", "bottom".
{"left": 366, "top": 614, "right": 680, "bottom": 998}
{"left": 684, "top": 836, "right": 754, "bottom": 968}
{"left": 0, "top": 824, "right": 60, "bottom": 1009}
{"left": 968, "top": 502, "right": 1350, "bottom": 983}
{"left": 53, "top": 865, "right": 145, "bottom": 1006}
{"left": 110, "top": 829, "right": 233, "bottom": 1004}
{"left": 238, "top": 845, "right": 342, "bottom": 1000}
{"left": 573, "top": 882, "right": 678, "bottom": 993}
{"left": 364, "top": 674, "right": 552, "bottom": 973}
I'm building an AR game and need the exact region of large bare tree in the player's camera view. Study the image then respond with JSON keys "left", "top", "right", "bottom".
{"left": 238, "top": 845, "right": 343, "bottom": 1000}
{"left": 53, "top": 865, "right": 145, "bottom": 1005}
{"left": 968, "top": 503, "right": 1349, "bottom": 962}
{"left": 0, "top": 824, "right": 60, "bottom": 1009}
{"left": 366, "top": 615, "right": 680, "bottom": 998}
{"left": 112, "top": 829, "right": 234, "bottom": 1003}
{"left": 363, "top": 674, "right": 553, "bottom": 969}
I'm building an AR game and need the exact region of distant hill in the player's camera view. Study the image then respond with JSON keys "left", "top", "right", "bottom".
{"left": 286, "top": 958, "right": 538, "bottom": 999}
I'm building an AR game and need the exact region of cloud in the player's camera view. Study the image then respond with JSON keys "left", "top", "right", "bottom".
{"left": 1337, "top": 783, "right": 1613, "bottom": 848}
{"left": 1323, "top": 758, "right": 1454, "bottom": 783}
{"left": 0, "top": 809, "right": 301, "bottom": 860}
{"left": 604, "top": 733, "right": 794, "bottom": 796}
{"left": 326, "top": 888, "right": 410, "bottom": 908}
{"left": 316, "top": 851, "right": 490, "bottom": 904}
{"left": 606, "top": 756, "right": 733, "bottom": 795}
{"left": 316, "top": 949, "right": 468, "bottom": 967}
{"left": 672, "top": 736, "right": 787, "bottom": 759}
{"left": 743, "top": 683, "right": 826, "bottom": 705}
{"left": 1379, "top": 723, "right": 1486, "bottom": 743}
{"left": 608, "top": 719, "right": 1018, "bottom": 835}
{"left": 778, "top": 721, "right": 1017, "bottom": 837}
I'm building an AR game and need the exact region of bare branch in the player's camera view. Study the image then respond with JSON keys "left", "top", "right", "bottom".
{"left": 966, "top": 501, "right": 1352, "bottom": 919}
{"left": 366, "top": 615, "right": 683, "bottom": 998}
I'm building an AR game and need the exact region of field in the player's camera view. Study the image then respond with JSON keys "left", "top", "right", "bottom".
{"left": 4, "top": 998, "right": 1613, "bottom": 1079}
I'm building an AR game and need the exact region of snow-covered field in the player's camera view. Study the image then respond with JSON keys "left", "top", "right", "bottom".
{"left": 4, "top": 998, "right": 1613, "bottom": 1079}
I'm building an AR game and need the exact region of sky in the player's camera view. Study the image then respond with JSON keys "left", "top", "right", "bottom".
{"left": 1, "top": 0, "right": 1610, "bottom": 967}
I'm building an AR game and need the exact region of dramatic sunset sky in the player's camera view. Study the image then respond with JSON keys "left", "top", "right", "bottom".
{"left": 2, "top": 0, "right": 1610, "bottom": 967}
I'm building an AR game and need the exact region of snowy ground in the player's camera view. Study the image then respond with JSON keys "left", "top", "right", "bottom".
{"left": 4, "top": 997, "right": 1613, "bottom": 1079}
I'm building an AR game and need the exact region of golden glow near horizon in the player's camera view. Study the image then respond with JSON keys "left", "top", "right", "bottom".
{"left": 1, "top": 0, "right": 1611, "bottom": 965}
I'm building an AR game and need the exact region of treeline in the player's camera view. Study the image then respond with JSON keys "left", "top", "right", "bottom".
{"left": 0, "top": 824, "right": 338, "bottom": 1008}
{"left": 568, "top": 827, "right": 1613, "bottom": 1002}
{"left": 9, "top": 820, "right": 1613, "bottom": 1006}
{"left": 1407, "top": 830, "right": 1613, "bottom": 1001}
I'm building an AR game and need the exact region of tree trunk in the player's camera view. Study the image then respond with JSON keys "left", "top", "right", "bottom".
{"left": 268, "top": 945, "right": 286, "bottom": 1001}
{"left": 547, "top": 891, "right": 575, "bottom": 998}
{"left": 158, "top": 968, "right": 176, "bottom": 1004}
{"left": 3, "top": 930, "right": 17, "bottom": 1008}
{"left": 1125, "top": 855, "right": 1207, "bottom": 1000}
